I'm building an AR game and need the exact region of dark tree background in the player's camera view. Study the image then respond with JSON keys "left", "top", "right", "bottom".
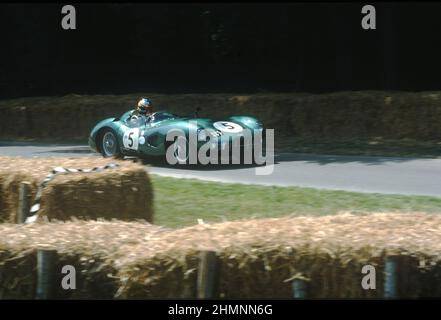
{"left": 1, "top": 3, "right": 441, "bottom": 98}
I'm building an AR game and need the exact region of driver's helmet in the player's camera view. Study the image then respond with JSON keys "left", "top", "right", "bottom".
{"left": 137, "top": 98, "right": 153, "bottom": 115}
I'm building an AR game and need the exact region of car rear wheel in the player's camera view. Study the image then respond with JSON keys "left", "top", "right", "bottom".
{"left": 100, "top": 129, "right": 122, "bottom": 158}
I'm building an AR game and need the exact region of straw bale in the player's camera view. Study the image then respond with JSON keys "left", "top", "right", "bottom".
{"left": 2, "top": 91, "right": 441, "bottom": 141}
{"left": 117, "top": 212, "right": 441, "bottom": 298}
{"left": 0, "top": 220, "right": 167, "bottom": 299}
{"left": 0, "top": 157, "right": 153, "bottom": 222}
{"left": 1, "top": 213, "right": 441, "bottom": 298}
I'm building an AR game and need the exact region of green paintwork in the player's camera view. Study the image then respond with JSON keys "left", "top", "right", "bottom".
{"left": 89, "top": 109, "right": 263, "bottom": 158}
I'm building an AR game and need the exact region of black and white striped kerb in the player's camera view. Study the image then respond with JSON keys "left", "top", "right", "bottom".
{"left": 25, "top": 163, "right": 119, "bottom": 224}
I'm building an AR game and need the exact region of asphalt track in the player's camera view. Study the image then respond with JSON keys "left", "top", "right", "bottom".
{"left": 1, "top": 142, "right": 441, "bottom": 197}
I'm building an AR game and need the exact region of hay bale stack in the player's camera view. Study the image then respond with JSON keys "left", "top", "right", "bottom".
{"left": 0, "top": 157, "right": 153, "bottom": 223}
{"left": 1, "top": 213, "right": 441, "bottom": 298}
{"left": 119, "top": 212, "right": 441, "bottom": 299}
{"left": 2, "top": 91, "right": 441, "bottom": 141}
{"left": 0, "top": 220, "right": 167, "bottom": 299}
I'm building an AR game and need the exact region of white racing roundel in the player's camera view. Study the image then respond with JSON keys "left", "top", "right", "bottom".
{"left": 213, "top": 121, "right": 243, "bottom": 133}
{"left": 123, "top": 128, "right": 140, "bottom": 150}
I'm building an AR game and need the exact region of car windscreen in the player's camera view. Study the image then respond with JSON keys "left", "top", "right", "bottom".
{"left": 151, "top": 112, "right": 178, "bottom": 123}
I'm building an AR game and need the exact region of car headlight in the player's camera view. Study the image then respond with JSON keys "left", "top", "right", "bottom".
{"left": 250, "top": 119, "right": 263, "bottom": 129}
{"left": 243, "top": 118, "right": 263, "bottom": 129}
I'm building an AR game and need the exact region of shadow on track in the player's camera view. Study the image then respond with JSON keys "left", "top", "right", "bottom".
{"left": 273, "top": 152, "right": 427, "bottom": 165}
{"left": 35, "top": 147, "right": 93, "bottom": 154}
{"left": 126, "top": 156, "right": 270, "bottom": 171}
{"left": 126, "top": 152, "right": 422, "bottom": 171}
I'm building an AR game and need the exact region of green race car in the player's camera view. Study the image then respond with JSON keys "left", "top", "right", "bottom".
{"left": 88, "top": 109, "right": 265, "bottom": 164}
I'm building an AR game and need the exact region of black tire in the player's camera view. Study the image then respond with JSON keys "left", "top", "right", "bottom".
{"left": 98, "top": 129, "right": 122, "bottom": 158}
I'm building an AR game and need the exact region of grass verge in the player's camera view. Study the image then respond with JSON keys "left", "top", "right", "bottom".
{"left": 152, "top": 175, "right": 441, "bottom": 228}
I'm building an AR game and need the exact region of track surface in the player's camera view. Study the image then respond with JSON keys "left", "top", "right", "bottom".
{"left": 1, "top": 142, "right": 441, "bottom": 197}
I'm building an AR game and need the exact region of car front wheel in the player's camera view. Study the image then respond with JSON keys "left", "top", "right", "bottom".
{"left": 100, "top": 129, "right": 122, "bottom": 158}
